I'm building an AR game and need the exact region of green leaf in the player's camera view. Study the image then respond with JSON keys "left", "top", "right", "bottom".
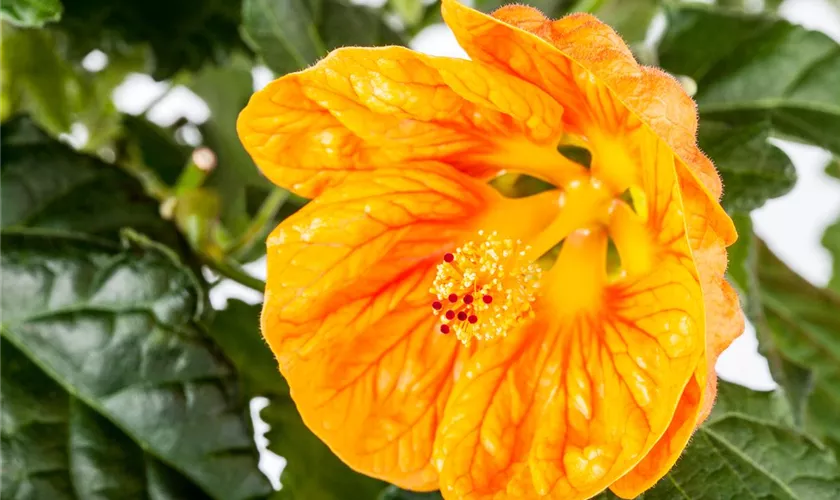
{"left": 728, "top": 216, "right": 840, "bottom": 451}
{"left": 1, "top": 117, "right": 179, "bottom": 246}
{"left": 390, "top": 0, "right": 423, "bottom": 27}
{"left": 208, "top": 300, "right": 387, "bottom": 499}
{"left": 826, "top": 156, "right": 840, "bottom": 180}
{"left": 824, "top": 215, "right": 840, "bottom": 293}
{"left": 656, "top": 403, "right": 840, "bottom": 498}
{"left": 699, "top": 120, "right": 796, "bottom": 212}
{"left": 57, "top": 0, "right": 246, "bottom": 80}
{"left": 589, "top": 0, "right": 658, "bottom": 44}
{"left": 243, "top": 0, "right": 404, "bottom": 75}
{"left": 0, "top": 0, "right": 62, "bottom": 27}
{"left": 0, "top": 231, "right": 272, "bottom": 500}
{"left": 726, "top": 215, "right": 814, "bottom": 425}
{"left": 593, "top": 382, "right": 840, "bottom": 499}
{"left": 659, "top": 4, "right": 840, "bottom": 156}
{"left": 1, "top": 28, "right": 74, "bottom": 135}
{"left": 1, "top": 339, "right": 212, "bottom": 500}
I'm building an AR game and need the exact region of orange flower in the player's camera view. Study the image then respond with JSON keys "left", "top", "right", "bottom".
{"left": 237, "top": 1, "right": 744, "bottom": 498}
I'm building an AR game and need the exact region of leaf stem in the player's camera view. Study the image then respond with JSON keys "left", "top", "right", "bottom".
{"left": 226, "top": 188, "right": 289, "bottom": 260}
{"left": 205, "top": 256, "right": 266, "bottom": 292}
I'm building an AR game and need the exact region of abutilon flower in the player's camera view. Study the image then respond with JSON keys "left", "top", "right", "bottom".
{"left": 237, "top": 1, "right": 744, "bottom": 498}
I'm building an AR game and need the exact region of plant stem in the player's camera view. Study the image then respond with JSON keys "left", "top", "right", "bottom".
{"left": 205, "top": 256, "right": 266, "bottom": 292}
{"left": 226, "top": 188, "right": 289, "bottom": 260}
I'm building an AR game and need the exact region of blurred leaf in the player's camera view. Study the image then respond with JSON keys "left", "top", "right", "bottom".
{"left": 729, "top": 228, "right": 840, "bottom": 452}
{"left": 390, "top": 0, "right": 423, "bottom": 27}
{"left": 1, "top": 27, "right": 136, "bottom": 147}
{"left": 122, "top": 115, "right": 192, "bottom": 186}
{"left": 57, "top": 0, "right": 246, "bottom": 80}
{"left": 588, "top": 0, "right": 658, "bottom": 43}
{"left": 0, "top": 231, "right": 272, "bottom": 500}
{"left": 243, "top": 0, "right": 404, "bottom": 75}
{"left": 190, "top": 62, "right": 272, "bottom": 234}
{"left": 727, "top": 215, "right": 814, "bottom": 425}
{"left": 208, "top": 300, "right": 387, "bottom": 499}
{"left": 378, "top": 486, "right": 443, "bottom": 500}
{"left": 2, "top": 28, "right": 74, "bottom": 135}
{"left": 1, "top": 117, "right": 180, "bottom": 246}
{"left": 824, "top": 216, "right": 840, "bottom": 293}
{"left": 699, "top": 120, "right": 796, "bottom": 212}
{"left": 1, "top": 340, "right": 212, "bottom": 500}
{"left": 659, "top": 4, "right": 840, "bottom": 156}
{"left": 716, "top": 0, "right": 784, "bottom": 12}
{"left": 827, "top": 156, "right": 840, "bottom": 180}
{"left": 0, "top": 0, "right": 62, "bottom": 27}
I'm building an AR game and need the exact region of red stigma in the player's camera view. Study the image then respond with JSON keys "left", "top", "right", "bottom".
{"left": 483, "top": 294, "right": 493, "bottom": 304}
{"left": 448, "top": 293, "right": 458, "bottom": 303}
{"left": 440, "top": 324, "right": 450, "bottom": 334}
{"left": 432, "top": 301, "right": 442, "bottom": 310}
{"left": 445, "top": 310, "right": 456, "bottom": 320}
{"left": 468, "top": 315, "right": 478, "bottom": 324}
{"left": 444, "top": 253, "right": 455, "bottom": 262}
{"left": 457, "top": 311, "right": 468, "bottom": 321}
{"left": 463, "top": 294, "right": 474, "bottom": 305}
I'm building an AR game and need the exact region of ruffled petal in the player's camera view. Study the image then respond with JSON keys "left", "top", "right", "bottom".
{"left": 433, "top": 133, "right": 707, "bottom": 499}
{"left": 611, "top": 146, "right": 745, "bottom": 498}
{"left": 238, "top": 45, "right": 568, "bottom": 198}
{"left": 440, "top": 0, "right": 734, "bottom": 244}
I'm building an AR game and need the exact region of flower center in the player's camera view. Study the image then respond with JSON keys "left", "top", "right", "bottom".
{"left": 430, "top": 230, "right": 542, "bottom": 345}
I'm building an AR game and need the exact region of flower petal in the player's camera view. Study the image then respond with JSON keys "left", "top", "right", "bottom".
{"left": 434, "top": 133, "right": 706, "bottom": 499}
{"left": 261, "top": 164, "right": 562, "bottom": 489}
{"left": 440, "top": 0, "right": 735, "bottom": 244}
{"left": 610, "top": 143, "right": 746, "bottom": 498}
{"left": 238, "top": 45, "right": 567, "bottom": 198}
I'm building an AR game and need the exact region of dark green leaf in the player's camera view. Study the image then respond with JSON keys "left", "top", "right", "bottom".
{"left": 57, "top": 0, "right": 246, "bottom": 80}
{"left": 1, "top": 117, "right": 179, "bottom": 246}
{"left": 0, "top": 231, "right": 271, "bottom": 500}
{"left": 699, "top": 120, "right": 796, "bottom": 212}
{"left": 594, "top": 382, "right": 840, "bottom": 499}
{"left": 208, "top": 300, "right": 387, "bottom": 499}
{"left": 121, "top": 115, "right": 192, "bottom": 187}
{"left": 659, "top": 4, "right": 840, "bottom": 156}
{"left": 243, "top": 0, "right": 404, "bottom": 75}
{"left": 0, "top": 0, "right": 62, "bottom": 27}
{"left": 726, "top": 215, "right": 814, "bottom": 425}
{"left": 728, "top": 224, "right": 840, "bottom": 452}
{"left": 1, "top": 339, "right": 212, "bottom": 500}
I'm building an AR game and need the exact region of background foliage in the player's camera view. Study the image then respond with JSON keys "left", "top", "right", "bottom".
{"left": 2, "top": 0, "right": 840, "bottom": 498}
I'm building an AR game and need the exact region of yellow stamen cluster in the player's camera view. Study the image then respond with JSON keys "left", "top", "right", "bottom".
{"left": 430, "top": 230, "right": 542, "bottom": 345}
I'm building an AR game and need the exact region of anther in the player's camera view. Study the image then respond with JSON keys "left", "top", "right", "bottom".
{"left": 444, "top": 253, "right": 454, "bottom": 262}
{"left": 483, "top": 295, "right": 493, "bottom": 304}
{"left": 445, "top": 310, "right": 456, "bottom": 320}
{"left": 457, "top": 311, "right": 468, "bottom": 321}
{"left": 440, "top": 324, "right": 450, "bottom": 334}
{"left": 463, "top": 294, "right": 474, "bottom": 305}
{"left": 468, "top": 315, "right": 478, "bottom": 324}
{"left": 432, "top": 301, "right": 443, "bottom": 310}
{"left": 448, "top": 293, "right": 458, "bottom": 303}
